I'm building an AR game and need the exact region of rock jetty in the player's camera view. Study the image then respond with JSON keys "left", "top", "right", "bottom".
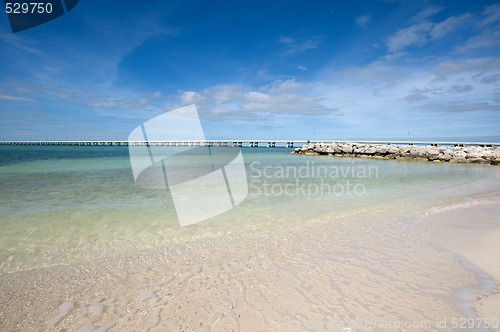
{"left": 293, "top": 142, "right": 500, "bottom": 165}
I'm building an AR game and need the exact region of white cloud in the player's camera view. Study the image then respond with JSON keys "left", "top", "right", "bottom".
{"left": 311, "top": 55, "right": 500, "bottom": 137}
{"left": 254, "top": 69, "right": 283, "bottom": 81}
{"left": 387, "top": 22, "right": 433, "bottom": 52}
{"left": 387, "top": 4, "right": 500, "bottom": 54}
{"left": 297, "top": 65, "right": 309, "bottom": 71}
{"left": 147, "top": 91, "right": 162, "bottom": 98}
{"left": 212, "top": 107, "right": 231, "bottom": 114}
{"left": 209, "top": 85, "right": 243, "bottom": 104}
{"left": 479, "top": 73, "right": 500, "bottom": 84}
{"left": 456, "top": 28, "right": 500, "bottom": 52}
{"left": 480, "top": 4, "right": 500, "bottom": 27}
{"left": 430, "top": 13, "right": 471, "bottom": 39}
{"left": 455, "top": 4, "right": 500, "bottom": 52}
{"left": 169, "top": 79, "right": 336, "bottom": 120}
{"left": 431, "top": 57, "right": 500, "bottom": 78}
{"left": 404, "top": 93, "right": 428, "bottom": 103}
{"left": 87, "top": 97, "right": 148, "bottom": 109}
{"left": 179, "top": 91, "right": 206, "bottom": 105}
{"left": 241, "top": 89, "right": 329, "bottom": 115}
{"left": 0, "top": 94, "right": 36, "bottom": 102}
{"left": 355, "top": 15, "right": 370, "bottom": 27}
{"left": 264, "top": 79, "right": 304, "bottom": 93}
{"left": 342, "top": 62, "right": 408, "bottom": 82}
{"left": 279, "top": 36, "right": 322, "bottom": 55}
{"left": 3, "top": 52, "right": 499, "bottom": 139}
{"left": 278, "top": 36, "right": 295, "bottom": 44}
{"left": 409, "top": 6, "right": 442, "bottom": 24}
{"left": 0, "top": 33, "right": 41, "bottom": 55}
{"left": 418, "top": 102, "right": 500, "bottom": 113}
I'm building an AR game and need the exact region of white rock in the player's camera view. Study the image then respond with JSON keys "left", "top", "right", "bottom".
{"left": 341, "top": 144, "right": 353, "bottom": 154}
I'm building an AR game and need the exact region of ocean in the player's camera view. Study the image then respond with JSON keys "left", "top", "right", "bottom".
{"left": 1, "top": 145, "right": 500, "bottom": 331}
{"left": 0, "top": 145, "right": 498, "bottom": 274}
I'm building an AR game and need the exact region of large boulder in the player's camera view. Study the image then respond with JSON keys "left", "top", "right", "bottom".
{"left": 438, "top": 148, "right": 453, "bottom": 161}
{"left": 353, "top": 144, "right": 368, "bottom": 154}
{"left": 364, "top": 146, "right": 377, "bottom": 155}
{"left": 491, "top": 147, "right": 500, "bottom": 164}
{"left": 325, "top": 146, "right": 336, "bottom": 154}
{"left": 452, "top": 150, "right": 467, "bottom": 159}
{"left": 341, "top": 144, "right": 353, "bottom": 154}
{"left": 387, "top": 146, "right": 399, "bottom": 154}
{"left": 425, "top": 147, "right": 440, "bottom": 160}
{"left": 398, "top": 146, "right": 411, "bottom": 155}
{"left": 465, "top": 147, "right": 482, "bottom": 159}
{"left": 375, "top": 145, "right": 389, "bottom": 155}
{"left": 409, "top": 146, "right": 426, "bottom": 158}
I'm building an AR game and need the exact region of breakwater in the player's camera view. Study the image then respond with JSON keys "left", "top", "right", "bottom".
{"left": 293, "top": 142, "right": 500, "bottom": 165}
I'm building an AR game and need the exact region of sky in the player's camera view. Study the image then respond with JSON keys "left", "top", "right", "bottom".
{"left": 0, "top": 0, "right": 500, "bottom": 141}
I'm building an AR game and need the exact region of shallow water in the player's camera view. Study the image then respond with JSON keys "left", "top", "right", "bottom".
{"left": 0, "top": 198, "right": 497, "bottom": 331}
{"left": 0, "top": 145, "right": 498, "bottom": 274}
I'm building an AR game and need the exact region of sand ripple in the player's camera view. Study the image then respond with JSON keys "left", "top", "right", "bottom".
{"left": 0, "top": 209, "right": 488, "bottom": 332}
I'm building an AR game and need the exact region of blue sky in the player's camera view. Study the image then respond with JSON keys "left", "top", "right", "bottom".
{"left": 1, "top": 0, "right": 500, "bottom": 141}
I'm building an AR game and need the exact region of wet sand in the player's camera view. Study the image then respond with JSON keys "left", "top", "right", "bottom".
{"left": 422, "top": 203, "right": 500, "bottom": 332}
{"left": 1, "top": 201, "right": 497, "bottom": 332}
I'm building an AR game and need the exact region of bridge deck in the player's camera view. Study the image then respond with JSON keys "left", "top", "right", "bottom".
{"left": 0, "top": 140, "right": 499, "bottom": 147}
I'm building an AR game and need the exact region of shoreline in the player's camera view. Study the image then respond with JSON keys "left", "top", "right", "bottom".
{"left": 1, "top": 197, "right": 499, "bottom": 331}
{"left": 1, "top": 161, "right": 499, "bottom": 331}
{"left": 421, "top": 203, "right": 500, "bottom": 331}
{"left": 293, "top": 142, "right": 500, "bottom": 165}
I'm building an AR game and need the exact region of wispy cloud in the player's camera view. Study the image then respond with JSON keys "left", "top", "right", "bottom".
{"left": 431, "top": 57, "right": 500, "bottom": 79}
{"left": 409, "top": 5, "right": 442, "bottom": 24}
{"left": 479, "top": 73, "right": 500, "bottom": 84}
{"left": 430, "top": 13, "right": 471, "bottom": 39}
{"left": 480, "top": 4, "right": 500, "bottom": 26}
{"left": 0, "top": 94, "right": 37, "bottom": 102}
{"left": 387, "top": 22, "right": 433, "bottom": 52}
{"left": 355, "top": 15, "right": 371, "bottom": 27}
{"left": 278, "top": 36, "right": 295, "bottom": 44}
{"left": 456, "top": 6, "right": 500, "bottom": 52}
{"left": 147, "top": 91, "right": 162, "bottom": 98}
{"left": 418, "top": 102, "right": 500, "bottom": 113}
{"left": 279, "top": 35, "right": 322, "bottom": 55}
{"left": 310, "top": 51, "right": 500, "bottom": 137}
{"left": 457, "top": 30, "right": 500, "bottom": 52}
{"left": 404, "top": 93, "right": 428, "bottom": 103}
{"left": 388, "top": 4, "right": 500, "bottom": 53}
{"left": 0, "top": 33, "right": 41, "bottom": 55}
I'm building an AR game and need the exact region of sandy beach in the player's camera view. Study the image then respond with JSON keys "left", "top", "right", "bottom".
{"left": 422, "top": 203, "right": 500, "bottom": 331}
{"left": 1, "top": 196, "right": 499, "bottom": 331}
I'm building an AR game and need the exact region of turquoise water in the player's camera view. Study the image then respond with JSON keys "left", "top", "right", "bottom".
{"left": 0, "top": 145, "right": 497, "bottom": 274}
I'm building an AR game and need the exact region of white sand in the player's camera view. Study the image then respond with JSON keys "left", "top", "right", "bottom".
{"left": 1, "top": 203, "right": 491, "bottom": 332}
{"left": 422, "top": 203, "right": 500, "bottom": 331}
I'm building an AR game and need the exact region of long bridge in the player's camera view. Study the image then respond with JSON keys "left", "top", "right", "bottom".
{"left": 0, "top": 140, "right": 307, "bottom": 147}
{"left": 0, "top": 140, "right": 500, "bottom": 148}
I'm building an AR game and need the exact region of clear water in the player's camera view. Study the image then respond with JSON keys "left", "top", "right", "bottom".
{"left": 0, "top": 145, "right": 498, "bottom": 274}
